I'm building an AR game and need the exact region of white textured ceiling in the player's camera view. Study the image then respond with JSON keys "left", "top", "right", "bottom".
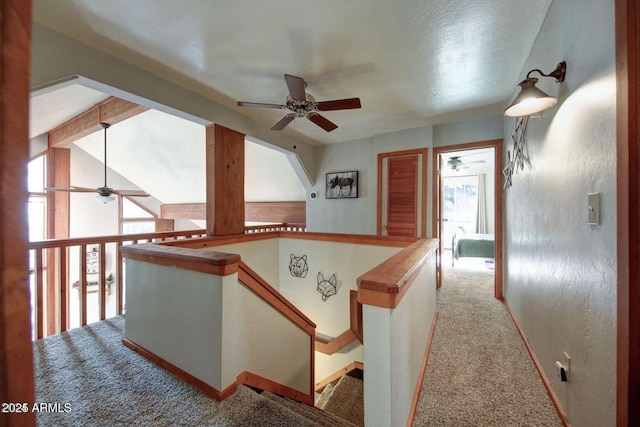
{"left": 32, "top": 0, "right": 552, "bottom": 146}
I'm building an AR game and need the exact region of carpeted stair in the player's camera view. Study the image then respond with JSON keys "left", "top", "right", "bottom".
{"left": 261, "top": 391, "right": 357, "bottom": 427}
{"left": 315, "top": 375, "right": 364, "bottom": 426}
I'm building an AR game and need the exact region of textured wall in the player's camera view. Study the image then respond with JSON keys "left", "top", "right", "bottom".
{"left": 503, "top": 0, "right": 617, "bottom": 425}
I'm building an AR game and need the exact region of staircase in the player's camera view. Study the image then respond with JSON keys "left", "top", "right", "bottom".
{"left": 250, "top": 374, "right": 364, "bottom": 427}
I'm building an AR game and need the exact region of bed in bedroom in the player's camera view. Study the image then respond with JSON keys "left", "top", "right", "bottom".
{"left": 452, "top": 233, "right": 495, "bottom": 267}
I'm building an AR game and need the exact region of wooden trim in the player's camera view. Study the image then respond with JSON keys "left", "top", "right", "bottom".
{"left": 315, "top": 329, "right": 358, "bottom": 355}
{"left": 314, "top": 289, "right": 363, "bottom": 354}
{"left": 207, "top": 124, "right": 245, "bottom": 236}
{"left": 79, "top": 245, "right": 87, "bottom": 326}
{"left": 120, "top": 243, "right": 240, "bottom": 276}
{"left": 98, "top": 242, "right": 106, "bottom": 320}
{"left": 165, "top": 230, "right": 417, "bottom": 249}
{"left": 1, "top": 0, "right": 36, "bottom": 422}
{"left": 237, "top": 370, "right": 315, "bottom": 406}
{"left": 116, "top": 242, "right": 124, "bottom": 315}
{"left": 432, "top": 139, "right": 503, "bottom": 299}
{"left": 616, "top": 0, "right": 639, "bottom": 425}
{"left": 245, "top": 201, "right": 306, "bottom": 223}
{"left": 28, "top": 229, "right": 207, "bottom": 250}
{"left": 48, "top": 96, "right": 148, "bottom": 148}
{"left": 35, "top": 249, "right": 44, "bottom": 338}
{"left": 238, "top": 261, "right": 316, "bottom": 334}
{"left": 406, "top": 310, "right": 439, "bottom": 427}
{"left": 315, "top": 361, "right": 364, "bottom": 391}
{"left": 357, "top": 238, "right": 438, "bottom": 309}
{"left": 377, "top": 148, "right": 429, "bottom": 237}
{"left": 122, "top": 338, "right": 234, "bottom": 401}
{"left": 59, "top": 246, "right": 68, "bottom": 331}
{"left": 503, "top": 300, "right": 570, "bottom": 426}
{"left": 46, "top": 147, "right": 70, "bottom": 239}
{"left": 350, "top": 289, "right": 363, "bottom": 343}
{"left": 161, "top": 203, "right": 207, "bottom": 220}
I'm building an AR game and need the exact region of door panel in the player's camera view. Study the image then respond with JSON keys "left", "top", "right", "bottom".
{"left": 387, "top": 156, "right": 418, "bottom": 237}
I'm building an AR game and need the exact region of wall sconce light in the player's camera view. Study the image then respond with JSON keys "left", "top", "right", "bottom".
{"left": 504, "top": 61, "right": 567, "bottom": 117}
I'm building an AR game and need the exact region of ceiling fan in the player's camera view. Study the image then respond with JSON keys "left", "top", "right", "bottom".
{"left": 46, "top": 123, "right": 150, "bottom": 204}
{"left": 447, "top": 156, "right": 485, "bottom": 171}
{"left": 237, "top": 73, "right": 361, "bottom": 132}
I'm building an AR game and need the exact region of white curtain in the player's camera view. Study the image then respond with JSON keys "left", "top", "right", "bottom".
{"left": 476, "top": 174, "right": 487, "bottom": 234}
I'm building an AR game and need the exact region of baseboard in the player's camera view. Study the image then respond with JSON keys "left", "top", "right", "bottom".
{"left": 406, "top": 309, "right": 439, "bottom": 427}
{"left": 237, "top": 370, "right": 314, "bottom": 406}
{"left": 502, "top": 300, "right": 572, "bottom": 427}
{"left": 121, "top": 338, "right": 236, "bottom": 401}
{"left": 315, "top": 360, "right": 364, "bottom": 392}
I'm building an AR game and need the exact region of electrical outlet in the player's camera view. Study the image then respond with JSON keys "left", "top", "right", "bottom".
{"left": 563, "top": 351, "right": 571, "bottom": 374}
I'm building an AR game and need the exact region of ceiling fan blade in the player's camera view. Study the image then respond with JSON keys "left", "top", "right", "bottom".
{"left": 112, "top": 190, "right": 151, "bottom": 197}
{"left": 45, "top": 186, "right": 97, "bottom": 193}
{"left": 307, "top": 113, "right": 338, "bottom": 132}
{"left": 271, "top": 114, "right": 296, "bottom": 131}
{"left": 284, "top": 74, "right": 307, "bottom": 101}
{"left": 316, "top": 97, "right": 361, "bottom": 111}
{"left": 237, "top": 101, "right": 286, "bottom": 109}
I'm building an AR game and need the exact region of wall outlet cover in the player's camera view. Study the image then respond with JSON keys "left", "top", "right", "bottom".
{"left": 588, "top": 193, "right": 600, "bottom": 225}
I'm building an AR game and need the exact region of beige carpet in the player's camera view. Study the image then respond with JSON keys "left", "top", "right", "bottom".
{"left": 33, "top": 317, "right": 326, "bottom": 427}
{"left": 413, "top": 263, "right": 563, "bottom": 426}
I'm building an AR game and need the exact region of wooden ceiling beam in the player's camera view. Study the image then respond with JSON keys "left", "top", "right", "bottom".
{"left": 47, "top": 96, "right": 149, "bottom": 148}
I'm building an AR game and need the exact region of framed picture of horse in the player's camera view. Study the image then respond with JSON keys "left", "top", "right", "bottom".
{"left": 326, "top": 171, "right": 358, "bottom": 199}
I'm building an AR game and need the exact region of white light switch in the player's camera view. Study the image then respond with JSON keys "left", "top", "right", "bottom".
{"left": 588, "top": 193, "right": 600, "bottom": 225}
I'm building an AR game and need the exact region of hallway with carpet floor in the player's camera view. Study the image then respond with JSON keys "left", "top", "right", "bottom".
{"left": 32, "top": 252, "right": 563, "bottom": 426}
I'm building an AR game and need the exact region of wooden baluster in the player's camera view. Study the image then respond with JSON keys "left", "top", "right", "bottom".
{"left": 35, "top": 249, "right": 44, "bottom": 339}
{"left": 116, "top": 241, "right": 124, "bottom": 315}
{"left": 99, "top": 242, "right": 106, "bottom": 320}
{"left": 59, "top": 246, "right": 69, "bottom": 332}
{"left": 80, "top": 244, "right": 87, "bottom": 326}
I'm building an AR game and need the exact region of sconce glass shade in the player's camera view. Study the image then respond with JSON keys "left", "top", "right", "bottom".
{"left": 96, "top": 194, "right": 115, "bottom": 204}
{"left": 504, "top": 77, "right": 557, "bottom": 117}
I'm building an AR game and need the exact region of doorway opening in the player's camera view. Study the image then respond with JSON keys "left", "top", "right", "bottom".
{"left": 433, "top": 140, "right": 503, "bottom": 298}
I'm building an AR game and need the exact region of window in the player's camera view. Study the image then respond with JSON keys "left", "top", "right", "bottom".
{"left": 120, "top": 197, "right": 156, "bottom": 235}
{"left": 442, "top": 175, "right": 478, "bottom": 249}
{"left": 28, "top": 154, "right": 47, "bottom": 242}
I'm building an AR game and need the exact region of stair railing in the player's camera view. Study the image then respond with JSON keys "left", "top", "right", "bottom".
{"left": 27, "top": 229, "right": 207, "bottom": 339}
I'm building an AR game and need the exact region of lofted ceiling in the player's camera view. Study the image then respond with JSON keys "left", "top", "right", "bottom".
{"left": 32, "top": 0, "right": 553, "bottom": 146}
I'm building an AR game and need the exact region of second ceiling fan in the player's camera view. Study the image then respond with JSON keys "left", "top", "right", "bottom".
{"left": 237, "top": 74, "right": 361, "bottom": 132}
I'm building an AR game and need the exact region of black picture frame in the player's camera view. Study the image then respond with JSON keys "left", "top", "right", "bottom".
{"left": 326, "top": 171, "right": 358, "bottom": 199}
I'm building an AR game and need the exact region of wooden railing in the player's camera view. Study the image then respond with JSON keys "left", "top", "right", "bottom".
{"left": 27, "top": 229, "right": 207, "bottom": 339}
{"left": 244, "top": 222, "right": 306, "bottom": 233}
{"left": 315, "top": 290, "right": 363, "bottom": 355}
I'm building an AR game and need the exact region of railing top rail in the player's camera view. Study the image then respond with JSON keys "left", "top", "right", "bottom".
{"left": 238, "top": 261, "right": 316, "bottom": 334}
{"left": 121, "top": 243, "right": 240, "bottom": 276}
{"left": 357, "top": 238, "right": 438, "bottom": 309}
{"left": 164, "top": 231, "right": 418, "bottom": 249}
{"left": 27, "top": 229, "right": 207, "bottom": 250}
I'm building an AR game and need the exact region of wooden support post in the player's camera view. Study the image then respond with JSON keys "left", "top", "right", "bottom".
{"left": 45, "top": 147, "right": 70, "bottom": 335}
{"left": 0, "top": 0, "right": 36, "bottom": 423}
{"left": 206, "top": 124, "right": 245, "bottom": 236}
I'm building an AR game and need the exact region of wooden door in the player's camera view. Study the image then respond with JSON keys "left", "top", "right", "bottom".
{"left": 377, "top": 148, "right": 427, "bottom": 237}
{"left": 387, "top": 156, "right": 418, "bottom": 237}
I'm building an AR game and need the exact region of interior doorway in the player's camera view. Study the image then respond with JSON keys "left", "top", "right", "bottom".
{"left": 433, "top": 140, "right": 503, "bottom": 298}
{"left": 377, "top": 148, "right": 428, "bottom": 237}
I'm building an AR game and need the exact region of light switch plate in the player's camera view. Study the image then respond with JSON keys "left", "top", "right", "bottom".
{"left": 588, "top": 193, "right": 600, "bottom": 225}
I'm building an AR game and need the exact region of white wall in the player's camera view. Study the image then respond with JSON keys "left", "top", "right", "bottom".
{"left": 308, "top": 126, "right": 433, "bottom": 234}
{"left": 433, "top": 115, "right": 503, "bottom": 147}
{"left": 363, "top": 250, "right": 437, "bottom": 427}
{"left": 503, "top": 0, "right": 617, "bottom": 425}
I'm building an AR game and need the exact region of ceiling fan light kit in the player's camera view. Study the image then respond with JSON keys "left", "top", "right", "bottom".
{"left": 45, "top": 122, "right": 150, "bottom": 203}
{"left": 502, "top": 61, "right": 567, "bottom": 190}
{"left": 237, "top": 74, "right": 361, "bottom": 132}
